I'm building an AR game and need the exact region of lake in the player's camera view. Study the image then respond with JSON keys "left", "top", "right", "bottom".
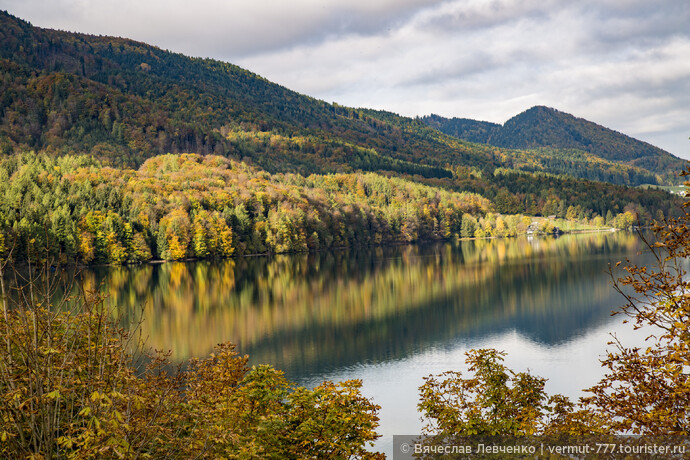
{"left": 82, "top": 230, "right": 654, "bottom": 455}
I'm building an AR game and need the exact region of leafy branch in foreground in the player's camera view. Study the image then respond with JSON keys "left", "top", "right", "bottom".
{"left": 583, "top": 195, "right": 690, "bottom": 434}
{"left": 417, "top": 349, "right": 606, "bottom": 439}
{"left": 418, "top": 349, "right": 548, "bottom": 436}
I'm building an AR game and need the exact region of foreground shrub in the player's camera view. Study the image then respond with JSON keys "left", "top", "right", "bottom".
{"left": 0, "top": 262, "right": 382, "bottom": 459}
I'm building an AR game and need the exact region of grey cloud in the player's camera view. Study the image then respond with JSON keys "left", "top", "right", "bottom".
{"left": 227, "top": 0, "right": 447, "bottom": 57}
{"left": 576, "top": 1, "right": 690, "bottom": 53}
{"left": 414, "top": 0, "right": 562, "bottom": 34}
{"left": 2, "top": 0, "right": 445, "bottom": 59}
{"left": 412, "top": 0, "right": 690, "bottom": 69}
{"left": 397, "top": 51, "right": 500, "bottom": 87}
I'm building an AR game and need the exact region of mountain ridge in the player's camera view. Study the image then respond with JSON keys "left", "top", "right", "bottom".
{"left": 420, "top": 106, "right": 685, "bottom": 183}
{"left": 0, "top": 9, "right": 683, "bottom": 264}
{"left": 1, "top": 10, "right": 683, "bottom": 185}
{"left": 2, "top": 10, "right": 506, "bottom": 183}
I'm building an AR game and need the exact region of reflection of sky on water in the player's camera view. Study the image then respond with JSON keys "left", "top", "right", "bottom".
{"left": 302, "top": 314, "right": 651, "bottom": 457}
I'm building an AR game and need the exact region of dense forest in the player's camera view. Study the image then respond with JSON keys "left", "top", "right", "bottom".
{"left": 0, "top": 153, "right": 678, "bottom": 264}
{"left": 0, "top": 153, "right": 490, "bottom": 263}
{"left": 0, "top": 11, "right": 685, "bottom": 264}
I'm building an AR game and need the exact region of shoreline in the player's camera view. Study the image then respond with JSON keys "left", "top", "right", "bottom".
{"left": 60, "top": 225, "right": 626, "bottom": 269}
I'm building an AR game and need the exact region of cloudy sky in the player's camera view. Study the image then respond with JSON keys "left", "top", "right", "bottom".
{"left": 3, "top": 0, "right": 689, "bottom": 158}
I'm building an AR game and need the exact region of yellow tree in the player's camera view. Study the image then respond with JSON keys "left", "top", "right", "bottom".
{"left": 192, "top": 211, "right": 209, "bottom": 258}
{"left": 210, "top": 212, "right": 234, "bottom": 257}
{"left": 158, "top": 209, "right": 191, "bottom": 260}
{"left": 419, "top": 349, "right": 557, "bottom": 438}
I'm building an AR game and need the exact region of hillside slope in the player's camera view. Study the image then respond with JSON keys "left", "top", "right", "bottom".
{"left": 0, "top": 10, "right": 492, "bottom": 178}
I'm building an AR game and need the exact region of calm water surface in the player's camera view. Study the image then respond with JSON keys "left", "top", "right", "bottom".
{"left": 83, "top": 231, "right": 654, "bottom": 456}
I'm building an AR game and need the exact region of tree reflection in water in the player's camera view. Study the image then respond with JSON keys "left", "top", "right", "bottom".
{"left": 74, "top": 232, "right": 650, "bottom": 381}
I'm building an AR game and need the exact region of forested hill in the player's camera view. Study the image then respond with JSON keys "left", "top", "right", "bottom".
{"left": 421, "top": 107, "right": 685, "bottom": 184}
{"left": 0, "top": 11, "right": 685, "bottom": 264}
{"left": 0, "top": 10, "right": 492, "bottom": 177}
{"left": 0, "top": 10, "right": 682, "bottom": 185}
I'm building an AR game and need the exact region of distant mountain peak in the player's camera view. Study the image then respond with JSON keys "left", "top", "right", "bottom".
{"left": 421, "top": 106, "right": 683, "bottom": 184}
{"left": 497, "top": 105, "right": 670, "bottom": 161}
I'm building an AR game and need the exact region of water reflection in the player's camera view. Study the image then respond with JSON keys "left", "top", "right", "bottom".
{"left": 66, "top": 231, "right": 658, "bottom": 457}
{"left": 79, "top": 231, "right": 648, "bottom": 380}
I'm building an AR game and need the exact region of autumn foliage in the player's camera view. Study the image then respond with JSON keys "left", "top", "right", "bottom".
{"left": 419, "top": 174, "right": 690, "bottom": 438}
{"left": 1, "top": 152, "right": 663, "bottom": 267}
{"left": 583, "top": 193, "right": 690, "bottom": 434}
{"left": 0, "top": 152, "right": 495, "bottom": 264}
{"left": 0, "top": 260, "right": 382, "bottom": 458}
